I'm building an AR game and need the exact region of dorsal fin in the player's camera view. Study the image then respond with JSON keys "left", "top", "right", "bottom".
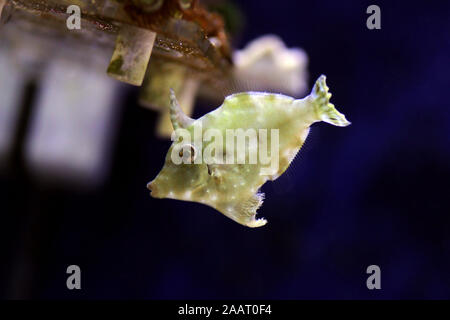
{"left": 169, "top": 89, "right": 194, "bottom": 130}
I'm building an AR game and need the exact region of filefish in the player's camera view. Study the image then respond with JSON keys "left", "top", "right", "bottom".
{"left": 147, "top": 75, "right": 350, "bottom": 228}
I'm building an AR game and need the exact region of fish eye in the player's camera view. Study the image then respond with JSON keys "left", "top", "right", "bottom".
{"left": 178, "top": 144, "right": 197, "bottom": 163}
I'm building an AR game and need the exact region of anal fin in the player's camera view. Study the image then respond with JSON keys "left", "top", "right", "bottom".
{"left": 231, "top": 192, "right": 267, "bottom": 228}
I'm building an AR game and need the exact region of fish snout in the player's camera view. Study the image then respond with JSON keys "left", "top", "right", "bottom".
{"left": 147, "top": 181, "right": 158, "bottom": 197}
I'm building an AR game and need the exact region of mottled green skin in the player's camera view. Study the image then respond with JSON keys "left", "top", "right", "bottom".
{"left": 148, "top": 75, "right": 350, "bottom": 227}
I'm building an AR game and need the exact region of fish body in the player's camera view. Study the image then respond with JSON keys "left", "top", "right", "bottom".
{"left": 147, "top": 75, "right": 350, "bottom": 227}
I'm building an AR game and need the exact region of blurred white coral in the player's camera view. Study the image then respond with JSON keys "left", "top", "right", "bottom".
{"left": 233, "top": 34, "right": 308, "bottom": 96}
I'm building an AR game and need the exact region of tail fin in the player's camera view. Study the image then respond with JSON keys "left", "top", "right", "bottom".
{"left": 311, "top": 75, "right": 350, "bottom": 127}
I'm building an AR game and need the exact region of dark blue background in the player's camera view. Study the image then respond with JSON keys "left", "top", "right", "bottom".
{"left": 1, "top": 0, "right": 449, "bottom": 299}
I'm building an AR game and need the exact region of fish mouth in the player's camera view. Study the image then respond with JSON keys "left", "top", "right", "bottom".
{"left": 147, "top": 181, "right": 158, "bottom": 197}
